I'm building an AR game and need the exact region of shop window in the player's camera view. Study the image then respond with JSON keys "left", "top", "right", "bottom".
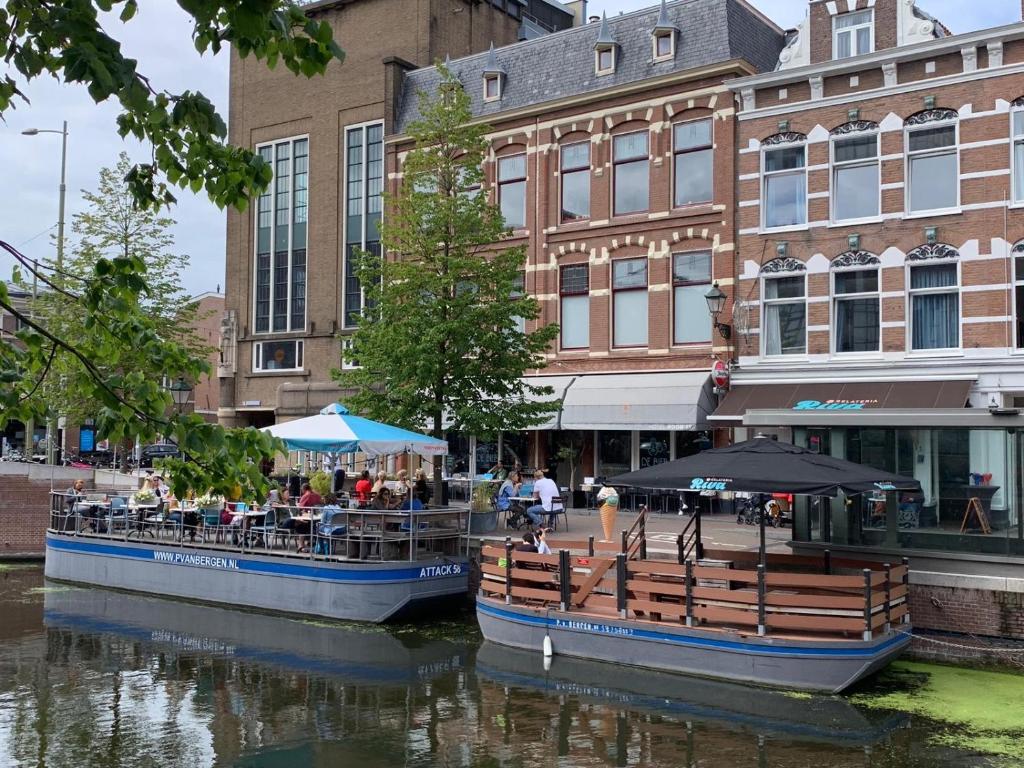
{"left": 597, "top": 431, "right": 631, "bottom": 479}
{"left": 833, "top": 9, "right": 873, "bottom": 59}
{"left": 833, "top": 265, "right": 880, "bottom": 353}
{"left": 762, "top": 273, "right": 806, "bottom": 356}
{"left": 909, "top": 262, "right": 959, "bottom": 350}
{"left": 498, "top": 153, "right": 527, "bottom": 229}
{"left": 762, "top": 142, "right": 806, "bottom": 229}
{"left": 672, "top": 251, "right": 712, "bottom": 344}
{"left": 613, "top": 131, "right": 649, "bottom": 216}
{"left": 906, "top": 112, "right": 959, "bottom": 214}
{"left": 831, "top": 129, "right": 879, "bottom": 222}
{"left": 560, "top": 142, "right": 590, "bottom": 222}
{"left": 612, "top": 258, "right": 648, "bottom": 347}
{"left": 673, "top": 119, "right": 713, "bottom": 207}
{"left": 560, "top": 264, "right": 589, "bottom": 350}
{"left": 639, "top": 431, "right": 670, "bottom": 468}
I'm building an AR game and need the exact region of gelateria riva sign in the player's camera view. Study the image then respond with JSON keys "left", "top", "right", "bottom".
{"left": 690, "top": 477, "right": 731, "bottom": 491}
{"left": 793, "top": 399, "right": 880, "bottom": 411}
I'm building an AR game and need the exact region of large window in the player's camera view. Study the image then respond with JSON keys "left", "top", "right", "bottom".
{"left": 833, "top": 9, "right": 873, "bottom": 59}
{"left": 597, "top": 431, "right": 631, "bottom": 478}
{"left": 763, "top": 274, "right": 806, "bottom": 356}
{"left": 344, "top": 123, "right": 383, "bottom": 327}
{"left": 762, "top": 143, "right": 806, "bottom": 229}
{"left": 1016, "top": 247, "right": 1024, "bottom": 349}
{"left": 560, "top": 142, "right": 591, "bottom": 222}
{"left": 254, "top": 339, "right": 304, "bottom": 372}
{"left": 1013, "top": 108, "right": 1024, "bottom": 205}
{"left": 498, "top": 153, "right": 527, "bottom": 229}
{"left": 511, "top": 271, "right": 526, "bottom": 335}
{"left": 672, "top": 251, "right": 712, "bottom": 345}
{"left": 612, "top": 258, "right": 648, "bottom": 347}
{"left": 832, "top": 132, "right": 879, "bottom": 221}
{"left": 909, "top": 262, "right": 959, "bottom": 350}
{"left": 833, "top": 268, "right": 880, "bottom": 353}
{"left": 613, "top": 132, "right": 649, "bottom": 216}
{"left": 673, "top": 119, "right": 713, "bottom": 207}
{"left": 560, "top": 264, "right": 589, "bottom": 349}
{"left": 907, "top": 120, "right": 958, "bottom": 213}
{"left": 254, "top": 136, "right": 308, "bottom": 334}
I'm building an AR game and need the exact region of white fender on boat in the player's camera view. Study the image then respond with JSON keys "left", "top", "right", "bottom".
{"left": 543, "top": 634, "right": 553, "bottom": 657}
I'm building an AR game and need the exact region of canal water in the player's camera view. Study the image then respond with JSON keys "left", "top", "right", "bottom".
{"left": 0, "top": 565, "right": 1021, "bottom": 768}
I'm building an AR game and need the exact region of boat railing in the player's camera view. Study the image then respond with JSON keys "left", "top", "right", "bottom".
{"left": 480, "top": 538, "right": 910, "bottom": 641}
{"left": 48, "top": 491, "right": 470, "bottom": 562}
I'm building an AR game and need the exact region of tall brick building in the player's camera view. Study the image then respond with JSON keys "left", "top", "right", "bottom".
{"left": 390, "top": 0, "right": 784, "bottom": 482}
{"left": 715, "top": 0, "right": 1024, "bottom": 631}
{"left": 218, "top": 0, "right": 573, "bottom": 431}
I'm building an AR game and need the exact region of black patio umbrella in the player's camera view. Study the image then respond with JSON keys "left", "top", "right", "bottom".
{"left": 607, "top": 437, "right": 919, "bottom": 563}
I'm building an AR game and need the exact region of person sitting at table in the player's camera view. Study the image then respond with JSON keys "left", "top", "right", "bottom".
{"left": 298, "top": 482, "right": 322, "bottom": 509}
{"left": 354, "top": 470, "right": 373, "bottom": 505}
{"left": 496, "top": 471, "right": 520, "bottom": 514}
{"left": 526, "top": 470, "right": 562, "bottom": 528}
{"left": 64, "top": 479, "right": 89, "bottom": 531}
{"left": 413, "top": 468, "right": 430, "bottom": 505}
{"left": 395, "top": 469, "right": 413, "bottom": 501}
{"left": 371, "top": 471, "right": 388, "bottom": 496}
{"left": 486, "top": 460, "right": 507, "bottom": 481}
{"left": 372, "top": 487, "right": 400, "bottom": 510}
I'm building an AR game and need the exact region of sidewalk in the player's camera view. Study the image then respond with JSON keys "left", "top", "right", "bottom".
{"left": 474, "top": 508, "right": 792, "bottom": 557}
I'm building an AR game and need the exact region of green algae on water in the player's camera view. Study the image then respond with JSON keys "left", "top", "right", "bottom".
{"left": 852, "top": 660, "right": 1024, "bottom": 759}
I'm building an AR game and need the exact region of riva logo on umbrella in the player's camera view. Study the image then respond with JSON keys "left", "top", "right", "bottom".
{"left": 690, "top": 477, "right": 730, "bottom": 491}
{"left": 793, "top": 399, "right": 879, "bottom": 410}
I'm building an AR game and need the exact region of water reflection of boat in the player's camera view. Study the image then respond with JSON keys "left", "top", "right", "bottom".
{"left": 475, "top": 642, "right": 908, "bottom": 747}
{"left": 42, "top": 584, "right": 467, "bottom": 686}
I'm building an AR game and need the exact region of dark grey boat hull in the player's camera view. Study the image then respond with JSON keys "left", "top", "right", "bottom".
{"left": 45, "top": 533, "right": 468, "bottom": 623}
{"left": 477, "top": 597, "right": 910, "bottom": 693}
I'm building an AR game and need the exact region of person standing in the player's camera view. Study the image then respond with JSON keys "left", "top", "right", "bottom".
{"left": 597, "top": 484, "right": 620, "bottom": 543}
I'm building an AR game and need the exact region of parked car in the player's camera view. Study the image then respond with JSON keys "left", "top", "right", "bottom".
{"left": 139, "top": 443, "right": 180, "bottom": 468}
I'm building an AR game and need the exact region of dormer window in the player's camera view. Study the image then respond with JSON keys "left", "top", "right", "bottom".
{"left": 596, "top": 45, "right": 615, "bottom": 75}
{"left": 484, "top": 74, "right": 501, "bottom": 101}
{"left": 833, "top": 9, "right": 873, "bottom": 59}
{"left": 594, "top": 13, "right": 617, "bottom": 76}
{"left": 651, "top": 0, "right": 678, "bottom": 62}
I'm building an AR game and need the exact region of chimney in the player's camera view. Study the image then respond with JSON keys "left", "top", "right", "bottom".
{"left": 588, "top": 14, "right": 600, "bottom": 23}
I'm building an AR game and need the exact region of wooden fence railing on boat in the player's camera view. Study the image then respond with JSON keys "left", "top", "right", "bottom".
{"left": 479, "top": 539, "right": 909, "bottom": 641}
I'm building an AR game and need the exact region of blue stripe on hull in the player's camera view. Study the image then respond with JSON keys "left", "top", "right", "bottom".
{"left": 478, "top": 600, "right": 910, "bottom": 659}
{"left": 46, "top": 535, "right": 467, "bottom": 585}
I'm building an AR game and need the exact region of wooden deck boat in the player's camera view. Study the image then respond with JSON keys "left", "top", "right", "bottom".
{"left": 45, "top": 493, "right": 470, "bottom": 623}
{"left": 477, "top": 515, "right": 911, "bottom": 693}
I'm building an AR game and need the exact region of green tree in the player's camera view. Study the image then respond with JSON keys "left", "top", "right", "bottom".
{"left": 31, "top": 152, "right": 212, "bottom": 431}
{"left": 0, "top": 0, "right": 345, "bottom": 498}
{"left": 334, "top": 67, "right": 560, "bottom": 501}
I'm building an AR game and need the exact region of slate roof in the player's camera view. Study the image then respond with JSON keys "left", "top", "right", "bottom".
{"left": 394, "top": 0, "right": 785, "bottom": 133}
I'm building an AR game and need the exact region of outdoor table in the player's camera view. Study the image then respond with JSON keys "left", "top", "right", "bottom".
{"left": 127, "top": 503, "right": 160, "bottom": 538}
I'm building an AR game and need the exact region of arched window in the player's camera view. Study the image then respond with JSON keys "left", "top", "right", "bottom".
{"left": 761, "top": 132, "right": 808, "bottom": 229}
{"left": 831, "top": 251, "right": 880, "bottom": 354}
{"left": 830, "top": 121, "right": 880, "bottom": 223}
{"left": 907, "top": 243, "right": 960, "bottom": 351}
{"left": 760, "top": 257, "right": 807, "bottom": 356}
{"left": 904, "top": 109, "right": 959, "bottom": 215}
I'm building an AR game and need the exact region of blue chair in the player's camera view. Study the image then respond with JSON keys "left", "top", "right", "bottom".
{"left": 200, "top": 506, "right": 224, "bottom": 543}
{"left": 248, "top": 508, "right": 277, "bottom": 549}
{"left": 316, "top": 509, "right": 349, "bottom": 555}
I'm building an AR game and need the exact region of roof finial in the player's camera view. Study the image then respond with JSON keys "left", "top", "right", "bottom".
{"left": 653, "top": 0, "right": 679, "bottom": 33}
{"left": 483, "top": 41, "right": 506, "bottom": 75}
{"left": 595, "top": 11, "right": 616, "bottom": 48}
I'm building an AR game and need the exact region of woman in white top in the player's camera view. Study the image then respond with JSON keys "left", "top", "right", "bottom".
{"left": 597, "top": 484, "right": 620, "bottom": 543}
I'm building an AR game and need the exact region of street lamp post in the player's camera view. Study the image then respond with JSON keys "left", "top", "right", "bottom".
{"left": 23, "top": 121, "right": 69, "bottom": 465}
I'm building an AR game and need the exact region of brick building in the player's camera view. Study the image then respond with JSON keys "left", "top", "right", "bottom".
{"left": 389, "top": 0, "right": 784, "bottom": 484}
{"left": 715, "top": 0, "right": 1024, "bottom": 633}
{"left": 191, "top": 291, "right": 225, "bottom": 422}
{"left": 218, "top": 0, "right": 574, "bottom": 432}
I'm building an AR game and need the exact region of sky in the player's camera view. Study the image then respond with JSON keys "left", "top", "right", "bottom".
{"left": 0, "top": 1, "right": 1019, "bottom": 296}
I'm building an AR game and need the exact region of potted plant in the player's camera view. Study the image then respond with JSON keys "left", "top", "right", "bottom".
{"left": 470, "top": 480, "right": 498, "bottom": 534}
{"left": 196, "top": 492, "right": 224, "bottom": 513}
{"left": 132, "top": 488, "right": 156, "bottom": 506}
{"left": 309, "top": 470, "right": 332, "bottom": 499}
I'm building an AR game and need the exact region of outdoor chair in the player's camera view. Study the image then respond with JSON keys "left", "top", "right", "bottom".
{"left": 200, "top": 506, "right": 224, "bottom": 544}
{"left": 545, "top": 496, "right": 568, "bottom": 532}
{"left": 248, "top": 508, "right": 279, "bottom": 550}
{"left": 108, "top": 497, "right": 128, "bottom": 534}
{"left": 316, "top": 509, "right": 349, "bottom": 556}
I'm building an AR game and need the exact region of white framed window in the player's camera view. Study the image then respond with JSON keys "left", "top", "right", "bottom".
{"left": 340, "top": 338, "right": 360, "bottom": 370}
{"left": 1012, "top": 106, "right": 1024, "bottom": 205}
{"left": 560, "top": 142, "right": 591, "bottom": 222}
{"left": 612, "top": 258, "right": 648, "bottom": 348}
{"left": 832, "top": 266, "right": 880, "bottom": 354}
{"left": 595, "top": 45, "right": 615, "bottom": 75}
{"left": 909, "top": 262, "right": 960, "bottom": 351}
{"left": 653, "top": 31, "right": 674, "bottom": 61}
{"left": 906, "top": 114, "right": 959, "bottom": 214}
{"left": 672, "top": 251, "right": 712, "bottom": 345}
{"left": 673, "top": 119, "right": 713, "bottom": 207}
{"left": 254, "top": 339, "right": 304, "bottom": 372}
{"left": 254, "top": 136, "right": 308, "bottom": 334}
{"left": 498, "top": 153, "right": 527, "bottom": 229}
{"left": 762, "top": 273, "right": 806, "bottom": 356}
{"left": 560, "top": 264, "right": 589, "bottom": 350}
{"left": 484, "top": 74, "right": 501, "bottom": 101}
{"left": 343, "top": 122, "right": 384, "bottom": 328}
{"left": 1014, "top": 244, "right": 1024, "bottom": 348}
{"left": 833, "top": 9, "right": 873, "bottom": 59}
{"left": 613, "top": 131, "right": 649, "bottom": 216}
{"left": 762, "top": 141, "right": 807, "bottom": 229}
{"left": 831, "top": 130, "right": 879, "bottom": 222}
{"left": 511, "top": 271, "right": 526, "bottom": 335}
